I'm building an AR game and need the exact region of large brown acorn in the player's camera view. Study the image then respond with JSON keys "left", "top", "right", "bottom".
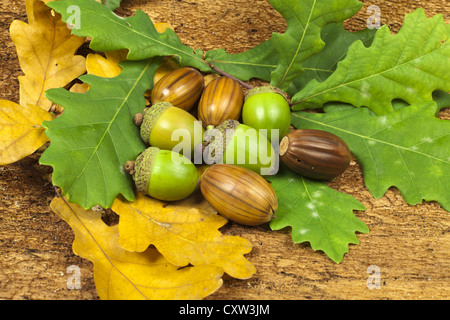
{"left": 200, "top": 164, "right": 277, "bottom": 226}
{"left": 198, "top": 76, "right": 244, "bottom": 128}
{"left": 151, "top": 66, "right": 204, "bottom": 111}
{"left": 279, "top": 129, "right": 352, "bottom": 180}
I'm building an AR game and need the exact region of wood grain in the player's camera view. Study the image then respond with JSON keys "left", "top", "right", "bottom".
{"left": 0, "top": 0, "right": 448, "bottom": 300}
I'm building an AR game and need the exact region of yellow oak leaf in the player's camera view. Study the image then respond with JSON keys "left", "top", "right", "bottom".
{"left": 153, "top": 58, "right": 180, "bottom": 86}
{"left": 10, "top": 0, "right": 86, "bottom": 111}
{"left": 154, "top": 22, "right": 175, "bottom": 33}
{"left": 0, "top": 100, "right": 54, "bottom": 165}
{"left": 69, "top": 82, "right": 90, "bottom": 94}
{"left": 112, "top": 192, "right": 257, "bottom": 280}
{"left": 104, "top": 49, "right": 129, "bottom": 65}
{"left": 53, "top": 53, "right": 123, "bottom": 107}
{"left": 86, "top": 53, "right": 123, "bottom": 78}
{"left": 50, "top": 196, "right": 224, "bottom": 300}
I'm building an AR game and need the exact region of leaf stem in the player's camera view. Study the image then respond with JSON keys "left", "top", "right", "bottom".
{"left": 203, "top": 60, "right": 254, "bottom": 90}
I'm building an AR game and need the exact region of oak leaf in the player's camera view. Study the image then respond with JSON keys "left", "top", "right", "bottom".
{"left": 66, "top": 53, "right": 123, "bottom": 95}
{"left": 85, "top": 53, "right": 122, "bottom": 79}
{"left": 0, "top": 100, "right": 54, "bottom": 165}
{"left": 10, "top": 0, "right": 86, "bottom": 111}
{"left": 292, "top": 9, "right": 450, "bottom": 115}
{"left": 205, "top": 0, "right": 363, "bottom": 93}
{"left": 104, "top": 49, "right": 129, "bottom": 65}
{"left": 97, "top": 0, "right": 123, "bottom": 11}
{"left": 48, "top": 0, "right": 209, "bottom": 71}
{"left": 112, "top": 192, "right": 256, "bottom": 280}
{"left": 50, "top": 196, "right": 224, "bottom": 300}
{"left": 269, "top": 165, "right": 368, "bottom": 263}
{"left": 39, "top": 58, "right": 161, "bottom": 209}
{"left": 292, "top": 102, "right": 450, "bottom": 211}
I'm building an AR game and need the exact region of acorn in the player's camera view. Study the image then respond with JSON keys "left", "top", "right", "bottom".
{"left": 198, "top": 76, "right": 244, "bottom": 128}
{"left": 125, "top": 147, "right": 198, "bottom": 201}
{"left": 242, "top": 86, "right": 291, "bottom": 142}
{"left": 202, "top": 119, "right": 276, "bottom": 175}
{"left": 153, "top": 58, "right": 179, "bottom": 86}
{"left": 200, "top": 164, "right": 277, "bottom": 226}
{"left": 203, "top": 73, "right": 221, "bottom": 86}
{"left": 151, "top": 66, "right": 205, "bottom": 111}
{"left": 135, "top": 101, "right": 204, "bottom": 155}
{"left": 279, "top": 129, "right": 352, "bottom": 180}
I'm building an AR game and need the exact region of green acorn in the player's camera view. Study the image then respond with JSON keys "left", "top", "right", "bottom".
{"left": 125, "top": 147, "right": 198, "bottom": 201}
{"left": 134, "top": 101, "right": 204, "bottom": 154}
{"left": 201, "top": 119, "right": 277, "bottom": 175}
{"left": 242, "top": 85, "right": 291, "bottom": 141}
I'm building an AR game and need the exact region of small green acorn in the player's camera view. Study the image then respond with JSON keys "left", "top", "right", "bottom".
{"left": 201, "top": 119, "right": 277, "bottom": 175}
{"left": 134, "top": 101, "right": 204, "bottom": 154}
{"left": 125, "top": 147, "right": 198, "bottom": 201}
{"left": 242, "top": 85, "right": 291, "bottom": 141}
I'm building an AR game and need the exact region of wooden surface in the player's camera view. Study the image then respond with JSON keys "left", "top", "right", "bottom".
{"left": 1, "top": 0, "right": 449, "bottom": 300}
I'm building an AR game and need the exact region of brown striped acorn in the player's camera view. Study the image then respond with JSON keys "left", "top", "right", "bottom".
{"left": 279, "top": 129, "right": 352, "bottom": 180}
{"left": 200, "top": 164, "right": 278, "bottom": 226}
{"left": 197, "top": 76, "right": 244, "bottom": 128}
{"left": 151, "top": 67, "right": 205, "bottom": 111}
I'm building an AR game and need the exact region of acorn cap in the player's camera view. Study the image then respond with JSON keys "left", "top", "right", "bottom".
{"left": 203, "top": 119, "right": 239, "bottom": 162}
{"left": 133, "top": 147, "right": 159, "bottom": 194}
{"left": 139, "top": 101, "right": 173, "bottom": 144}
{"left": 244, "top": 85, "right": 289, "bottom": 102}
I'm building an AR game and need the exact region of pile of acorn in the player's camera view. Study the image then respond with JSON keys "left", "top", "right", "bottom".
{"left": 124, "top": 64, "right": 352, "bottom": 226}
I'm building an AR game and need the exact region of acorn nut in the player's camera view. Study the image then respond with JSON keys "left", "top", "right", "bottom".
{"left": 279, "top": 129, "right": 352, "bottom": 180}
{"left": 242, "top": 86, "right": 291, "bottom": 141}
{"left": 200, "top": 164, "right": 277, "bottom": 226}
{"left": 151, "top": 67, "right": 205, "bottom": 111}
{"left": 198, "top": 76, "right": 244, "bottom": 128}
{"left": 125, "top": 147, "right": 198, "bottom": 201}
{"left": 136, "top": 101, "right": 204, "bottom": 154}
{"left": 202, "top": 119, "right": 276, "bottom": 175}
{"left": 153, "top": 58, "right": 179, "bottom": 86}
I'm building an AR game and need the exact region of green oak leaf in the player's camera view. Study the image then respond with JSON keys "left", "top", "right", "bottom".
{"left": 204, "top": 39, "right": 276, "bottom": 85}
{"left": 323, "top": 91, "right": 450, "bottom": 115}
{"left": 289, "top": 23, "right": 376, "bottom": 95}
{"left": 101, "top": 0, "right": 123, "bottom": 11}
{"left": 292, "top": 8, "right": 450, "bottom": 115}
{"left": 47, "top": 0, "right": 209, "bottom": 71}
{"left": 269, "top": 165, "right": 368, "bottom": 263}
{"left": 39, "top": 59, "right": 162, "bottom": 209}
{"left": 433, "top": 90, "right": 450, "bottom": 114}
{"left": 205, "top": 23, "right": 376, "bottom": 96}
{"left": 292, "top": 102, "right": 450, "bottom": 211}
{"left": 205, "top": 0, "right": 363, "bottom": 93}
{"left": 269, "top": 0, "right": 362, "bottom": 91}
